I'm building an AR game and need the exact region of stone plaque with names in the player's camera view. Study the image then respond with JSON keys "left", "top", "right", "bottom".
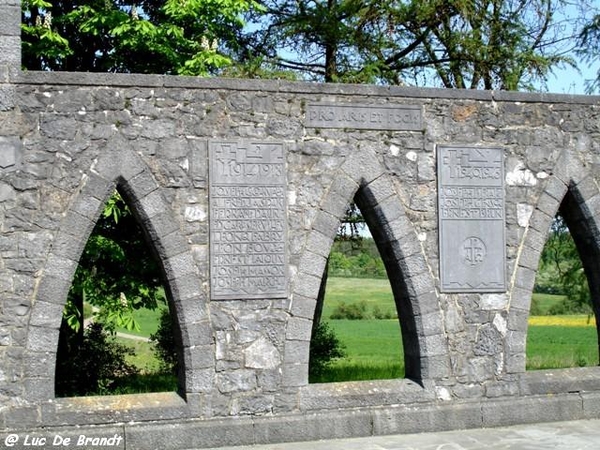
{"left": 209, "top": 140, "right": 287, "bottom": 300}
{"left": 438, "top": 146, "right": 506, "bottom": 293}
{"left": 306, "top": 103, "right": 422, "bottom": 131}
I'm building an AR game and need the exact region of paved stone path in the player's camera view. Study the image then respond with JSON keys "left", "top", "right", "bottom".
{"left": 218, "top": 419, "right": 600, "bottom": 450}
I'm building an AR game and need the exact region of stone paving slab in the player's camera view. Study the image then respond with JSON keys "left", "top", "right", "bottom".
{"left": 216, "top": 419, "right": 600, "bottom": 450}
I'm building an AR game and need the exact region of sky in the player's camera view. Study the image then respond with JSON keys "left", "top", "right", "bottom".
{"left": 545, "top": 61, "right": 599, "bottom": 95}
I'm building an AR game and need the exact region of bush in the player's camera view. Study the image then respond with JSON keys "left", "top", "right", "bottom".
{"left": 548, "top": 298, "right": 593, "bottom": 315}
{"left": 372, "top": 305, "right": 396, "bottom": 320}
{"left": 529, "top": 297, "right": 544, "bottom": 316}
{"left": 56, "top": 322, "right": 138, "bottom": 397}
{"left": 150, "top": 308, "right": 179, "bottom": 374}
{"left": 330, "top": 300, "right": 370, "bottom": 320}
{"left": 309, "top": 322, "right": 346, "bottom": 380}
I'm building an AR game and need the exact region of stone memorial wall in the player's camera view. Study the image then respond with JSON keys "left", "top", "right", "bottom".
{"left": 1, "top": 19, "right": 600, "bottom": 447}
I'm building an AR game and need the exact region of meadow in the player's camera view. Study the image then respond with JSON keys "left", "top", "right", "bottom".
{"left": 116, "top": 277, "right": 599, "bottom": 386}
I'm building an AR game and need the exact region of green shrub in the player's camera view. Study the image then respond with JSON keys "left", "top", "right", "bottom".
{"left": 309, "top": 322, "right": 346, "bottom": 380}
{"left": 529, "top": 297, "right": 544, "bottom": 316}
{"left": 547, "top": 297, "right": 593, "bottom": 315}
{"left": 330, "top": 300, "right": 370, "bottom": 320}
{"left": 56, "top": 322, "right": 138, "bottom": 397}
{"left": 372, "top": 305, "right": 395, "bottom": 320}
{"left": 150, "top": 308, "right": 179, "bottom": 374}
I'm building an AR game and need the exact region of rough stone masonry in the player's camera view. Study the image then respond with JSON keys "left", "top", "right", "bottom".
{"left": 2, "top": 11, "right": 600, "bottom": 448}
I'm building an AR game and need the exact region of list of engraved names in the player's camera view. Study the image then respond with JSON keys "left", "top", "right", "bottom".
{"left": 438, "top": 146, "right": 506, "bottom": 293}
{"left": 210, "top": 141, "right": 286, "bottom": 300}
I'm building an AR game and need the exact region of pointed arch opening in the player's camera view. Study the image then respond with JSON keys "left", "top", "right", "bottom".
{"left": 306, "top": 178, "right": 445, "bottom": 385}
{"left": 55, "top": 185, "right": 180, "bottom": 397}
{"left": 309, "top": 197, "right": 401, "bottom": 383}
{"left": 529, "top": 186, "right": 600, "bottom": 370}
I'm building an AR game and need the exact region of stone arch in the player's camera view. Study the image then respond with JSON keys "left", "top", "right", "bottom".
{"left": 507, "top": 150, "right": 600, "bottom": 373}
{"left": 283, "top": 148, "right": 449, "bottom": 387}
{"left": 25, "top": 142, "right": 211, "bottom": 401}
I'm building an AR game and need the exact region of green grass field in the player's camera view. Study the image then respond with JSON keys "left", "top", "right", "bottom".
{"left": 323, "top": 277, "right": 396, "bottom": 319}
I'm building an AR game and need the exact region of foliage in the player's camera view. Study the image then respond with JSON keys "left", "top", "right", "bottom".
{"left": 56, "top": 322, "right": 138, "bottom": 397}
{"left": 107, "top": 372, "right": 178, "bottom": 395}
{"left": 309, "top": 321, "right": 346, "bottom": 380}
{"left": 328, "top": 239, "right": 386, "bottom": 279}
{"left": 245, "top": 0, "right": 581, "bottom": 89}
{"left": 67, "top": 190, "right": 166, "bottom": 334}
{"left": 150, "top": 308, "right": 179, "bottom": 374}
{"left": 534, "top": 215, "right": 592, "bottom": 315}
{"left": 57, "top": 190, "right": 171, "bottom": 396}
{"left": 330, "top": 300, "right": 370, "bottom": 320}
{"left": 21, "top": 0, "right": 259, "bottom": 74}
{"left": 578, "top": 12, "right": 600, "bottom": 93}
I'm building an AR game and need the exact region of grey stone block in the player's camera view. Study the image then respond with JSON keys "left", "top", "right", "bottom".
{"left": 26, "top": 325, "right": 58, "bottom": 353}
{"left": 292, "top": 272, "right": 321, "bottom": 299}
{"left": 298, "top": 250, "right": 327, "bottom": 278}
{"left": 372, "top": 401, "right": 483, "bottom": 435}
{"left": 305, "top": 231, "right": 334, "bottom": 258}
{"left": 127, "top": 417, "right": 256, "bottom": 450}
{"left": 286, "top": 316, "right": 312, "bottom": 341}
{"left": 341, "top": 151, "right": 384, "bottom": 185}
{"left": 523, "top": 367, "right": 600, "bottom": 395}
{"left": 482, "top": 394, "right": 583, "bottom": 427}
{"left": 255, "top": 409, "right": 373, "bottom": 445}
{"left": 289, "top": 294, "right": 316, "bottom": 319}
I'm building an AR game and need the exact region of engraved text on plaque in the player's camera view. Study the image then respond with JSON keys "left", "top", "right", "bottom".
{"left": 306, "top": 103, "right": 422, "bottom": 131}
{"left": 438, "top": 146, "right": 506, "bottom": 292}
{"left": 210, "top": 141, "right": 287, "bottom": 300}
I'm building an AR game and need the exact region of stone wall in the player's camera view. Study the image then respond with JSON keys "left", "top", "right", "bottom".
{"left": 1, "top": 66, "right": 600, "bottom": 448}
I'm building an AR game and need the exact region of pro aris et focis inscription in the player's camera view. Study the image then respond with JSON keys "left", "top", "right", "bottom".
{"left": 438, "top": 146, "right": 506, "bottom": 293}
{"left": 210, "top": 141, "right": 287, "bottom": 300}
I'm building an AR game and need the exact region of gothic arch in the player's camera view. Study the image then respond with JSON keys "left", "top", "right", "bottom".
{"left": 283, "top": 148, "right": 449, "bottom": 387}
{"left": 508, "top": 150, "right": 600, "bottom": 373}
{"left": 25, "top": 143, "right": 211, "bottom": 401}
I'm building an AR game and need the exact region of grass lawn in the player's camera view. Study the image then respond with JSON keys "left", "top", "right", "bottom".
{"left": 527, "top": 326, "right": 598, "bottom": 369}
{"left": 323, "top": 277, "right": 395, "bottom": 319}
{"left": 531, "top": 292, "right": 567, "bottom": 315}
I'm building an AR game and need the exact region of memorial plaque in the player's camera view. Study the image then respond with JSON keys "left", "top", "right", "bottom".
{"left": 438, "top": 146, "right": 506, "bottom": 292}
{"left": 209, "top": 140, "right": 287, "bottom": 300}
{"left": 306, "top": 103, "right": 422, "bottom": 131}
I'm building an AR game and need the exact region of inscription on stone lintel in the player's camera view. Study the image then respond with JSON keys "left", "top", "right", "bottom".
{"left": 438, "top": 145, "right": 506, "bottom": 293}
{"left": 306, "top": 103, "right": 422, "bottom": 131}
{"left": 209, "top": 140, "right": 287, "bottom": 300}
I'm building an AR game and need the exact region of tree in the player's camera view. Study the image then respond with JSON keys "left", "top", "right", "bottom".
{"left": 57, "top": 190, "right": 168, "bottom": 395}
{"left": 245, "top": 0, "right": 584, "bottom": 89}
{"left": 536, "top": 215, "right": 592, "bottom": 314}
{"left": 21, "top": 0, "right": 259, "bottom": 74}
{"left": 578, "top": 12, "right": 600, "bottom": 93}
{"left": 64, "top": 190, "right": 166, "bottom": 335}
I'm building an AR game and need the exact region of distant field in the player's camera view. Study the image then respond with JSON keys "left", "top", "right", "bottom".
{"left": 531, "top": 292, "right": 567, "bottom": 315}
{"left": 323, "top": 277, "right": 396, "bottom": 319}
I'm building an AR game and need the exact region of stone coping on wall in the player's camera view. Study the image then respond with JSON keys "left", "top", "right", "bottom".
{"left": 13, "top": 70, "right": 600, "bottom": 105}
{"left": 3, "top": 376, "right": 600, "bottom": 449}
{"left": 12, "top": 368, "right": 600, "bottom": 434}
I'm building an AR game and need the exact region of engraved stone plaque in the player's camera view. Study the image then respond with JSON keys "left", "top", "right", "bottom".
{"left": 306, "top": 103, "right": 422, "bottom": 131}
{"left": 209, "top": 140, "right": 287, "bottom": 300}
{"left": 438, "top": 146, "right": 506, "bottom": 292}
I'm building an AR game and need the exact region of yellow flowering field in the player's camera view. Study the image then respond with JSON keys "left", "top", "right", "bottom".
{"left": 528, "top": 315, "right": 596, "bottom": 327}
